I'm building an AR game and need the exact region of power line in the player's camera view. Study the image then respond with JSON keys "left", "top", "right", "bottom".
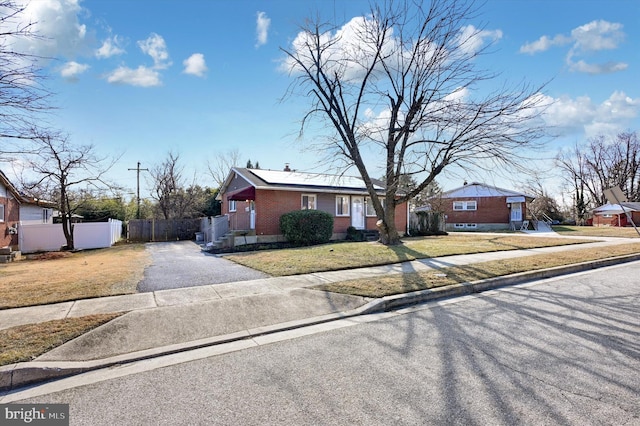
{"left": 128, "top": 161, "right": 149, "bottom": 219}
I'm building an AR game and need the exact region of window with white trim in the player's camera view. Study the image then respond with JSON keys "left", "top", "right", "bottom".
{"left": 335, "top": 195, "right": 350, "bottom": 216}
{"left": 229, "top": 200, "right": 237, "bottom": 212}
{"left": 301, "top": 194, "right": 316, "bottom": 210}
{"left": 0, "top": 204, "right": 4, "bottom": 222}
{"left": 453, "top": 200, "right": 477, "bottom": 211}
{"left": 365, "top": 197, "right": 384, "bottom": 216}
{"left": 466, "top": 223, "right": 477, "bottom": 228}
{"left": 454, "top": 223, "right": 465, "bottom": 228}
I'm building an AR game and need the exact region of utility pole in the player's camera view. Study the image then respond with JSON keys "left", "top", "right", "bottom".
{"left": 128, "top": 161, "right": 149, "bottom": 219}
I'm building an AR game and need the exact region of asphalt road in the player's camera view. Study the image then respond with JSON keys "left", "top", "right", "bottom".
{"left": 7, "top": 262, "right": 640, "bottom": 425}
{"left": 136, "top": 240, "right": 270, "bottom": 292}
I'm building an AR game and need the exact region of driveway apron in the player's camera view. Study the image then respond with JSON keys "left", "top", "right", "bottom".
{"left": 137, "top": 241, "right": 270, "bottom": 292}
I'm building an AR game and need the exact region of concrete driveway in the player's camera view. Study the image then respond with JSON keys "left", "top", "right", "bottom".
{"left": 136, "top": 241, "right": 270, "bottom": 292}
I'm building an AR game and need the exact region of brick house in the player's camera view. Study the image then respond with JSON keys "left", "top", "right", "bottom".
{"left": 0, "top": 170, "right": 55, "bottom": 251}
{"left": 592, "top": 203, "right": 640, "bottom": 227}
{"left": 218, "top": 167, "right": 408, "bottom": 243}
{"left": 0, "top": 170, "right": 21, "bottom": 249}
{"left": 426, "top": 182, "right": 534, "bottom": 231}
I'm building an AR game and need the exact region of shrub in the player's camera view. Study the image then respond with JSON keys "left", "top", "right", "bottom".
{"left": 345, "top": 226, "right": 364, "bottom": 241}
{"left": 280, "top": 210, "right": 334, "bottom": 245}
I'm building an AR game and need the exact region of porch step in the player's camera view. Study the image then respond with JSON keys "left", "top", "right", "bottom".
{"left": 0, "top": 250, "right": 21, "bottom": 263}
{"left": 362, "top": 230, "right": 380, "bottom": 242}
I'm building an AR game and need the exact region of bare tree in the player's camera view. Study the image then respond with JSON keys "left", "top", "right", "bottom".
{"left": 21, "top": 131, "right": 120, "bottom": 250}
{"left": 557, "top": 131, "right": 640, "bottom": 223}
{"left": 149, "top": 152, "right": 206, "bottom": 219}
{"left": 0, "top": 1, "right": 53, "bottom": 155}
{"left": 556, "top": 144, "right": 590, "bottom": 224}
{"left": 207, "top": 148, "right": 242, "bottom": 189}
{"left": 281, "top": 0, "right": 548, "bottom": 245}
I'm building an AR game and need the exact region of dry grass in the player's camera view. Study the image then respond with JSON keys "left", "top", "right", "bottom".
{"left": 0, "top": 244, "right": 150, "bottom": 309}
{"left": 553, "top": 225, "right": 640, "bottom": 238}
{"left": 316, "top": 242, "right": 640, "bottom": 297}
{"left": 226, "top": 234, "right": 594, "bottom": 276}
{"left": 0, "top": 314, "right": 121, "bottom": 366}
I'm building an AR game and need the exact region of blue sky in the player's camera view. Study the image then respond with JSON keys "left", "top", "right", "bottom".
{"left": 7, "top": 0, "right": 640, "bottom": 201}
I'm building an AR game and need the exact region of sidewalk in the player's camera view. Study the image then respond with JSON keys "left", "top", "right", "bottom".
{"left": 2, "top": 236, "right": 639, "bottom": 391}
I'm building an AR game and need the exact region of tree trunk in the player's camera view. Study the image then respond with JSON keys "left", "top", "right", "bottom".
{"left": 377, "top": 204, "right": 402, "bottom": 245}
{"left": 61, "top": 218, "right": 74, "bottom": 250}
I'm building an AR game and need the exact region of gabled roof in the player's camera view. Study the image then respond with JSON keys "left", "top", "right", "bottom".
{"left": 220, "top": 167, "right": 386, "bottom": 196}
{"left": 0, "top": 169, "right": 56, "bottom": 207}
{"left": 439, "top": 182, "right": 534, "bottom": 200}
{"left": 593, "top": 202, "right": 640, "bottom": 214}
{"left": 0, "top": 170, "right": 23, "bottom": 202}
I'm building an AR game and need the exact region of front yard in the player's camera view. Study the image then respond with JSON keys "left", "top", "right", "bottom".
{"left": 0, "top": 244, "right": 150, "bottom": 310}
{"left": 1, "top": 233, "right": 639, "bottom": 367}
{"left": 224, "top": 234, "right": 594, "bottom": 276}
{"left": 553, "top": 225, "right": 640, "bottom": 238}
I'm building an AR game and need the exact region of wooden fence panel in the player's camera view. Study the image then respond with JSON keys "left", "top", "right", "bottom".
{"left": 127, "top": 218, "right": 201, "bottom": 242}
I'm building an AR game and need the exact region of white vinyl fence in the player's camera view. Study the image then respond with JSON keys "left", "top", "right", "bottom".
{"left": 18, "top": 219, "right": 123, "bottom": 253}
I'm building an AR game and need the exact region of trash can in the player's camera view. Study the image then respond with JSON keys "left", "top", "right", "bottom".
{"left": 195, "top": 232, "right": 204, "bottom": 242}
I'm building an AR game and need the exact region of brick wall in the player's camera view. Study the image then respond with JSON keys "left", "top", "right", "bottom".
{"left": 221, "top": 185, "right": 409, "bottom": 239}
{"left": 593, "top": 211, "right": 640, "bottom": 227}
{"left": 255, "top": 190, "right": 409, "bottom": 237}
{"left": 443, "top": 196, "right": 511, "bottom": 224}
{"left": 0, "top": 195, "right": 20, "bottom": 248}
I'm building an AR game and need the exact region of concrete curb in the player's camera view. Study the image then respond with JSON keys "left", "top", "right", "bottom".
{"left": 2, "top": 252, "right": 640, "bottom": 392}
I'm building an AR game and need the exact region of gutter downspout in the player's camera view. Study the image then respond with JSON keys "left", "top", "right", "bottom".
{"left": 406, "top": 201, "right": 411, "bottom": 236}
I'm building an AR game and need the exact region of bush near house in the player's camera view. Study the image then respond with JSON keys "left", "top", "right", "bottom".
{"left": 280, "top": 210, "right": 334, "bottom": 245}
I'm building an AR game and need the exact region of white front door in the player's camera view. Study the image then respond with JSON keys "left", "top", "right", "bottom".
{"left": 351, "top": 196, "right": 365, "bottom": 229}
{"left": 510, "top": 202, "right": 522, "bottom": 221}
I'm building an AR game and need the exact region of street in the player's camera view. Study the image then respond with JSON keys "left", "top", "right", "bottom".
{"left": 4, "top": 262, "right": 640, "bottom": 425}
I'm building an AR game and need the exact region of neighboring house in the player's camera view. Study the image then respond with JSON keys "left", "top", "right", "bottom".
{"left": 217, "top": 167, "right": 408, "bottom": 243}
{"left": 592, "top": 203, "right": 640, "bottom": 227}
{"left": 0, "top": 171, "right": 21, "bottom": 249}
{"left": 20, "top": 196, "right": 55, "bottom": 225}
{"left": 0, "top": 170, "right": 55, "bottom": 250}
{"left": 424, "top": 182, "right": 535, "bottom": 231}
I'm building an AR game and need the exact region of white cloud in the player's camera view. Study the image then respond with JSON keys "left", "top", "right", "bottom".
{"left": 183, "top": 53, "right": 207, "bottom": 77}
{"left": 519, "top": 34, "right": 571, "bottom": 54}
{"left": 105, "top": 66, "right": 161, "bottom": 87}
{"left": 282, "top": 15, "right": 399, "bottom": 82}
{"left": 542, "top": 91, "right": 639, "bottom": 136}
{"left": 519, "top": 20, "right": 627, "bottom": 75}
{"left": 96, "top": 36, "right": 125, "bottom": 59}
{"left": 570, "top": 20, "right": 624, "bottom": 52}
{"left": 456, "top": 25, "right": 502, "bottom": 56}
{"left": 256, "top": 11, "right": 271, "bottom": 48}
{"left": 18, "top": 0, "right": 88, "bottom": 58}
{"left": 137, "top": 33, "right": 171, "bottom": 69}
{"left": 568, "top": 59, "right": 628, "bottom": 75}
{"left": 60, "top": 61, "right": 89, "bottom": 80}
